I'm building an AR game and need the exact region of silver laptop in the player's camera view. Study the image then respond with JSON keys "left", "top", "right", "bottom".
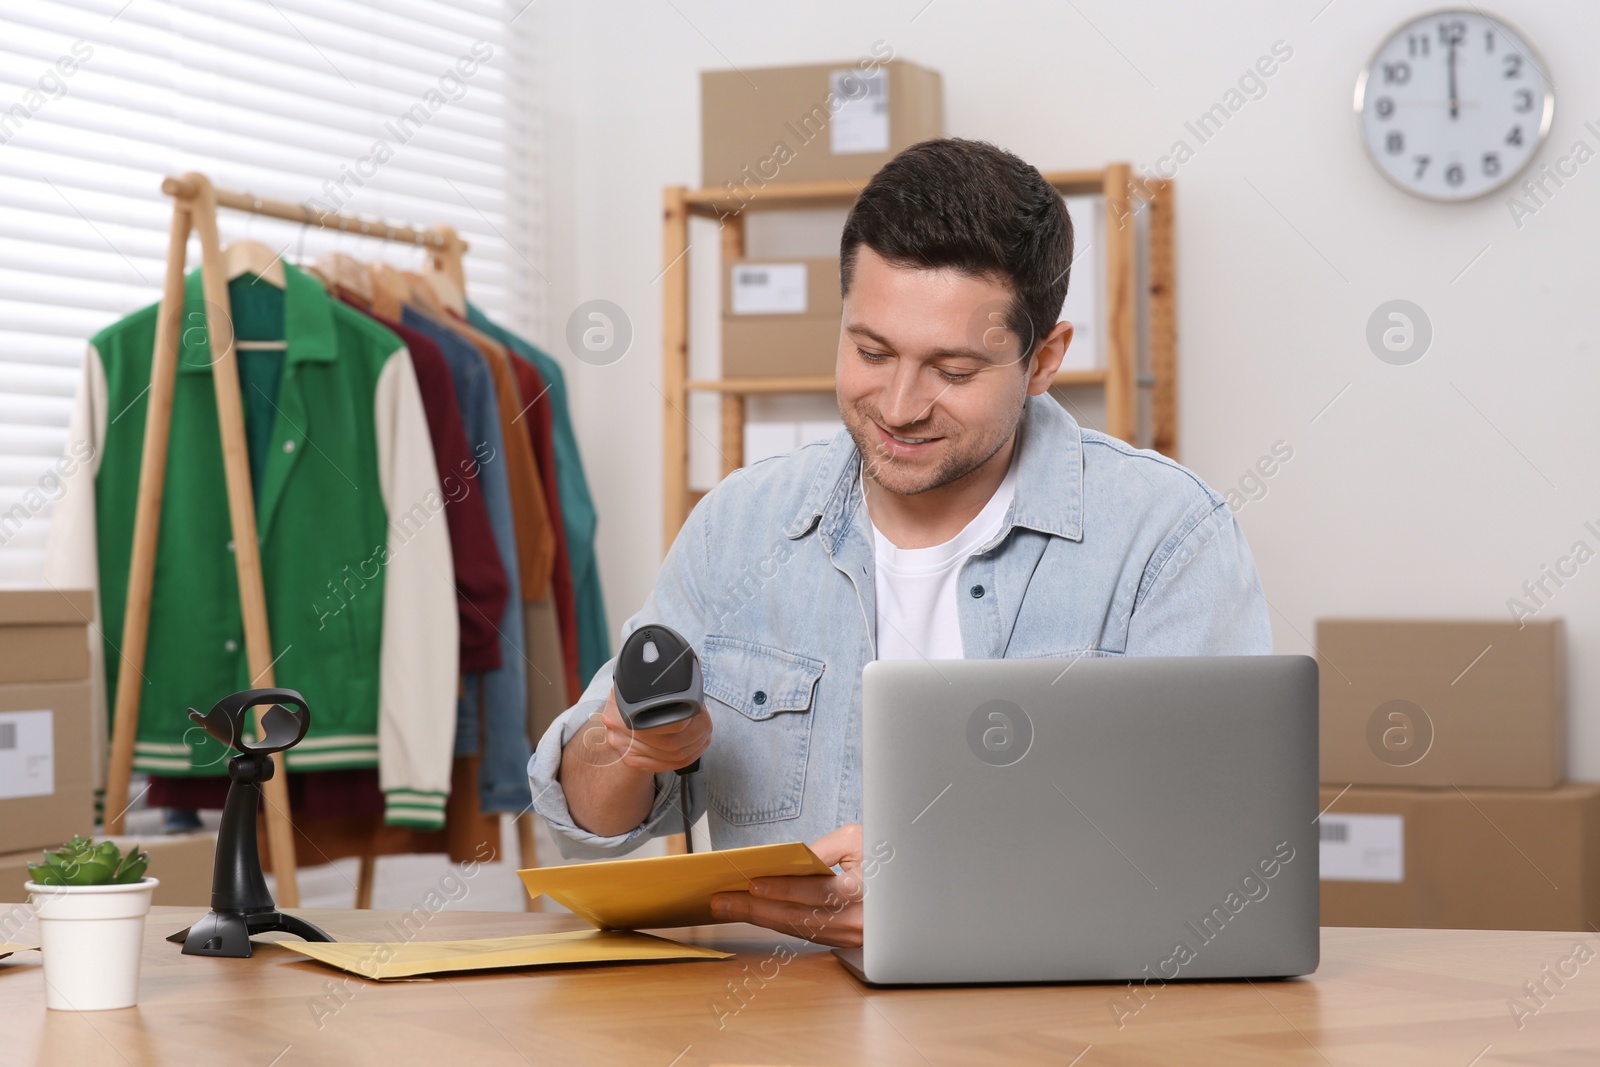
{"left": 836, "top": 655, "right": 1320, "bottom": 985}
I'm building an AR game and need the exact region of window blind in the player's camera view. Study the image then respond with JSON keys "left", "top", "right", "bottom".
{"left": 0, "top": 0, "right": 540, "bottom": 582}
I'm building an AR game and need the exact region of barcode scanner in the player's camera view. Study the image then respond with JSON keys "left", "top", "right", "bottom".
{"left": 613, "top": 624, "right": 705, "bottom": 852}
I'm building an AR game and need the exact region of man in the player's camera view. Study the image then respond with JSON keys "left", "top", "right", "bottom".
{"left": 529, "top": 138, "right": 1271, "bottom": 948}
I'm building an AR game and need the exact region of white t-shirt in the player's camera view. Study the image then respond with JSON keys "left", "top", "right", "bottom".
{"left": 865, "top": 452, "right": 1020, "bottom": 661}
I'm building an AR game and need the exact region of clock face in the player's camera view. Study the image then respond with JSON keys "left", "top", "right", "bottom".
{"left": 1355, "top": 9, "right": 1554, "bottom": 201}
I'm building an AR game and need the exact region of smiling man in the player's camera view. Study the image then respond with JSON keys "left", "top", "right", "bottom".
{"left": 529, "top": 138, "right": 1271, "bottom": 948}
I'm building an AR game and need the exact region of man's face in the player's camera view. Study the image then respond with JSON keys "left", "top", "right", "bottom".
{"left": 836, "top": 246, "right": 1065, "bottom": 496}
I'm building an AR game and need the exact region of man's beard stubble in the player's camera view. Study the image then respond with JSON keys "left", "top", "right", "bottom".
{"left": 843, "top": 392, "right": 1021, "bottom": 498}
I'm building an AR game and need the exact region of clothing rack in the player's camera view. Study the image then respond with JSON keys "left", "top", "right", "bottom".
{"left": 100, "top": 171, "right": 468, "bottom": 906}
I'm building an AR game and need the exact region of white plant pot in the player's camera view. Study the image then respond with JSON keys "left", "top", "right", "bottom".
{"left": 25, "top": 878, "right": 159, "bottom": 1011}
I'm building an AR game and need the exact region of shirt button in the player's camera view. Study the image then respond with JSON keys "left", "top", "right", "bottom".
{"left": 224, "top": 639, "right": 238, "bottom": 652}
{"left": 753, "top": 690, "right": 767, "bottom": 705}
{"left": 226, "top": 540, "right": 235, "bottom": 553}
{"left": 282, "top": 440, "right": 296, "bottom": 453}
{"left": 970, "top": 584, "right": 986, "bottom": 599}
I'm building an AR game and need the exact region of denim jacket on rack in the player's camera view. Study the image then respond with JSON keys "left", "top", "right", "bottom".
{"left": 403, "top": 308, "right": 532, "bottom": 813}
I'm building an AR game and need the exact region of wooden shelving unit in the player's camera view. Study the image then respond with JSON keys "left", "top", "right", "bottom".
{"left": 659, "top": 166, "right": 1177, "bottom": 553}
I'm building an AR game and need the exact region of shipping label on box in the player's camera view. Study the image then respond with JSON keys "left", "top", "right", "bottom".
{"left": 1319, "top": 812, "right": 1404, "bottom": 882}
{"left": 731, "top": 263, "right": 809, "bottom": 315}
{"left": 829, "top": 68, "right": 889, "bottom": 154}
{"left": 0, "top": 709, "right": 53, "bottom": 800}
{"left": 0, "top": 683, "right": 92, "bottom": 856}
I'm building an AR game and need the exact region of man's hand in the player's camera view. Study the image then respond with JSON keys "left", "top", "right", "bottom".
{"left": 578, "top": 688, "right": 712, "bottom": 774}
{"left": 710, "top": 824, "right": 866, "bottom": 948}
{"left": 559, "top": 688, "right": 712, "bottom": 838}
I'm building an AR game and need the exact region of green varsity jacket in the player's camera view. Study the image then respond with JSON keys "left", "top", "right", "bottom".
{"left": 45, "top": 264, "right": 459, "bottom": 828}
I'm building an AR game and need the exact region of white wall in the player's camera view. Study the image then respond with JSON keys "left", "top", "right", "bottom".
{"left": 535, "top": 1, "right": 1600, "bottom": 777}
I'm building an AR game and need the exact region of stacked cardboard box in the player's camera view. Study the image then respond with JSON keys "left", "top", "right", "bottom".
{"left": 1317, "top": 783, "right": 1600, "bottom": 931}
{"left": 1315, "top": 619, "right": 1598, "bottom": 930}
{"left": 702, "top": 58, "right": 943, "bottom": 191}
{"left": 722, "top": 256, "right": 843, "bottom": 379}
{"left": 0, "top": 590, "right": 96, "bottom": 858}
{"left": 0, "top": 589, "right": 218, "bottom": 908}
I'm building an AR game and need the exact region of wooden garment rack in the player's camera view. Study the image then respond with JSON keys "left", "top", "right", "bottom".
{"left": 100, "top": 171, "right": 467, "bottom": 906}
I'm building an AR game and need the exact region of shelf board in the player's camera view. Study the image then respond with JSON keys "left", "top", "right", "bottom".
{"left": 687, "top": 368, "right": 1108, "bottom": 394}
{"left": 687, "top": 376, "right": 834, "bottom": 393}
{"left": 683, "top": 168, "right": 1108, "bottom": 216}
{"left": 1052, "top": 369, "right": 1109, "bottom": 387}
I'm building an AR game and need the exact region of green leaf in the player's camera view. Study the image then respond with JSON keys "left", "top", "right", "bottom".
{"left": 113, "top": 854, "right": 149, "bottom": 884}
{"left": 31, "top": 836, "right": 151, "bottom": 885}
{"left": 27, "top": 863, "right": 65, "bottom": 885}
{"left": 62, "top": 858, "right": 115, "bottom": 886}
{"left": 112, "top": 846, "right": 147, "bottom": 882}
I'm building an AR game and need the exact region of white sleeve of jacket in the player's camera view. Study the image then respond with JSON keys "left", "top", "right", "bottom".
{"left": 42, "top": 346, "right": 109, "bottom": 790}
{"left": 373, "top": 347, "right": 459, "bottom": 829}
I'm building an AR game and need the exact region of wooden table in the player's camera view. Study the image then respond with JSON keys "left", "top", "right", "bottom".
{"left": 3, "top": 905, "right": 1598, "bottom": 1065}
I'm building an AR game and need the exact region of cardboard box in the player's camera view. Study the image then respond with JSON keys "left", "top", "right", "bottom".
{"left": 723, "top": 318, "right": 842, "bottom": 379}
{"left": 0, "top": 681, "right": 94, "bottom": 855}
{"left": 722, "top": 257, "right": 842, "bottom": 378}
{"left": 1318, "top": 784, "right": 1600, "bottom": 931}
{"left": 0, "top": 589, "right": 91, "bottom": 684}
{"left": 1317, "top": 619, "right": 1564, "bottom": 788}
{"left": 702, "top": 59, "right": 943, "bottom": 189}
{"left": 0, "top": 831, "right": 216, "bottom": 908}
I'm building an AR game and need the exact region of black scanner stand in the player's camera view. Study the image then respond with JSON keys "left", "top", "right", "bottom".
{"left": 166, "top": 688, "right": 334, "bottom": 957}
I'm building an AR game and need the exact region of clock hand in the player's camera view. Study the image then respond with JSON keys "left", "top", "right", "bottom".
{"left": 1448, "top": 42, "right": 1459, "bottom": 120}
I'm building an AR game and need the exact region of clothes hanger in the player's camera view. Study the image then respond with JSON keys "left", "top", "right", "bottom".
{"left": 222, "top": 196, "right": 287, "bottom": 290}
{"left": 222, "top": 196, "right": 288, "bottom": 351}
{"left": 314, "top": 252, "right": 375, "bottom": 306}
{"left": 302, "top": 261, "right": 335, "bottom": 291}
{"left": 367, "top": 261, "right": 411, "bottom": 321}
{"left": 222, "top": 242, "right": 286, "bottom": 289}
{"left": 400, "top": 269, "right": 447, "bottom": 314}
{"left": 417, "top": 263, "right": 465, "bottom": 317}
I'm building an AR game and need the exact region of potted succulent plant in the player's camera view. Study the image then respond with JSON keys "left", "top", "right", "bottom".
{"left": 25, "top": 836, "right": 158, "bottom": 1011}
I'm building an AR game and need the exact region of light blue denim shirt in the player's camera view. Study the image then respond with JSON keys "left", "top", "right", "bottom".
{"left": 529, "top": 394, "right": 1272, "bottom": 858}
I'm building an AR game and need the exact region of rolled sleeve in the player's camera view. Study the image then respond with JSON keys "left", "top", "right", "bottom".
{"left": 526, "top": 693, "right": 689, "bottom": 859}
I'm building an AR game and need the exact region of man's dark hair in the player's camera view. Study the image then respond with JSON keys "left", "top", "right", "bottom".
{"left": 839, "top": 138, "right": 1073, "bottom": 363}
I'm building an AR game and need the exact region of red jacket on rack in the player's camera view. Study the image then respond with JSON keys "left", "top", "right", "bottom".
{"left": 342, "top": 297, "right": 511, "bottom": 673}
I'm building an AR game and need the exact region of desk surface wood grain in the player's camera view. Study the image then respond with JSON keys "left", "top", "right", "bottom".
{"left": 2, "top": 905, "right": 1597, "bottom": 1066}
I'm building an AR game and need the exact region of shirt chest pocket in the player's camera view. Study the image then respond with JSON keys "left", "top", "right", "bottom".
{"left": 700, "top": 635, "right": 826, "bottom": 827}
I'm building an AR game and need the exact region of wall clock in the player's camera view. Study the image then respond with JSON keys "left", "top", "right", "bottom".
{"left": 1354, "top": 9, "right": 1554, "bottom": 201}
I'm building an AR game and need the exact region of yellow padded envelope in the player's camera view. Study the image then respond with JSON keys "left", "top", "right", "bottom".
{"left": 518, "top": 841, "right": 835, "bottom": 929}
{"left": 281, "top": 929, "right": 729, "bottom": 980}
